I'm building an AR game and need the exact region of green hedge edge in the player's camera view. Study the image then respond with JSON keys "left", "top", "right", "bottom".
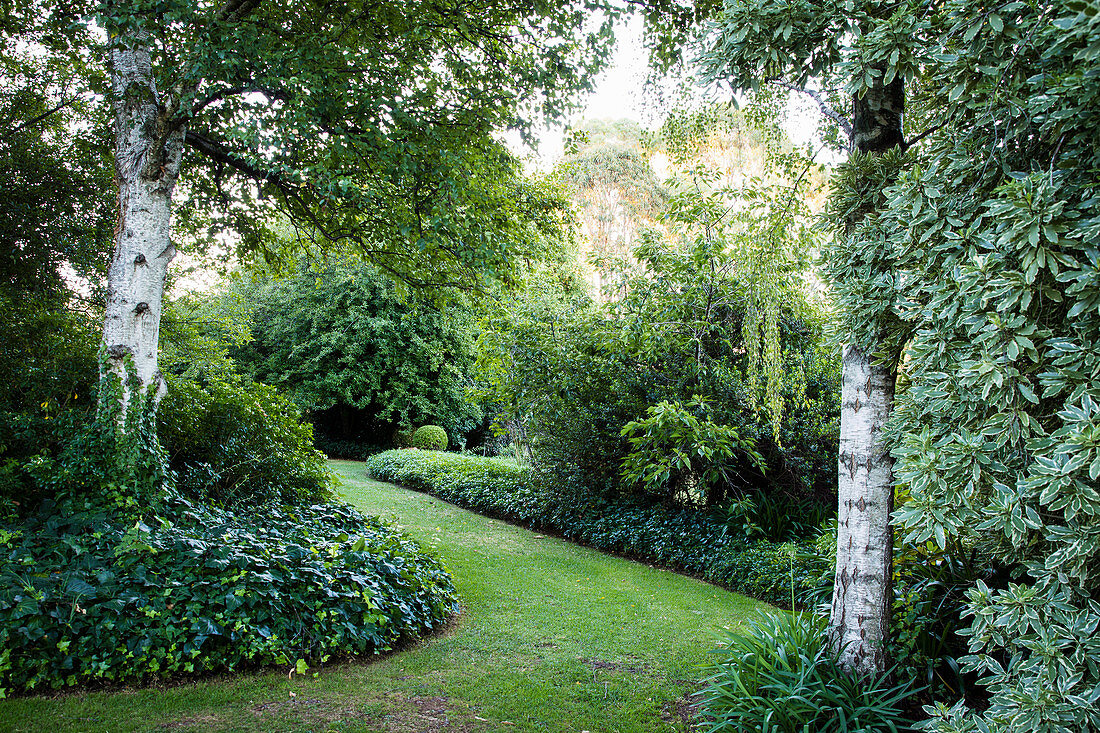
{"left": 365, "top": 450, "right": 825, "bottom": 607}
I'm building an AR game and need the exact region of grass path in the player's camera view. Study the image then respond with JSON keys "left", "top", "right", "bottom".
{"left": 0, "top": 461, "right": 770, "bottom": 733}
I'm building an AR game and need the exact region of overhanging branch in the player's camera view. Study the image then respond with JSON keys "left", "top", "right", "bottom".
{"left": 767, "top": 79, "right": 853, "bottom": 141}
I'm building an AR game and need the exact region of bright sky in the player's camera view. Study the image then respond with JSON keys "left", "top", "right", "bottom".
{"left": 516, "top": 15, "right": 826, "bottom": 170}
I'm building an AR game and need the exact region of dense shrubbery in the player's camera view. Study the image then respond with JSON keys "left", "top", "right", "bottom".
{"left": 0, "top": 308, "right": 99, "bottom": 518}
{"left": 0, "top": 493, "right": 457, "bottom": 694}
{"left": 158, "top": 373, "right": 333, "bottom": 507}
{"left": 228, "top": 261, "right": 483, "bottom": 448}
{"left": 475, "top": 260, "right": 840, "bottom": 510}
{"left": 699, "top": 612, "right": 918, "bottom": 732}
{"left": 365, "top": 449, "right": 827, "bottom": 606}
{"left": 0, "top": 365, "right": 457, "bottom": 695}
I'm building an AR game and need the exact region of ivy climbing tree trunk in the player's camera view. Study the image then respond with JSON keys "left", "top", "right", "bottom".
{"left": 103, "top": 27, "right": 184, "bottom": 416}
{"left": 828, "top": 75, "right": 905, "bottom": 675}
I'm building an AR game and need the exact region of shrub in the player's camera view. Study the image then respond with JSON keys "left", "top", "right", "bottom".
{"left": 365, "top": 449, "right": 828, "bottom": 606}
{"left": 699, "top": 612, "right": 918, "bottom": 733}
{"left": 410, "top": 425, "right": 448, "bottom": 451}
{"left": 0, "top": 495, "right": 458, "bottom": 694}
{"left": 392, "top": 426, "right": 417, "bottom": 449}
{"left": 620, "top": 397, "right": 765, "bottom": 506}
{"left": 157, "top": 373, "right": 332, "bottom": 507}
{"left": 473, "top": 250, "right": 841, "bottom": 509}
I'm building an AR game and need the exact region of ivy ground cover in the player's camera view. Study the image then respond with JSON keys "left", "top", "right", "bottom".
{"left": 0, "top": 460, "right": 770, "bottom": 732}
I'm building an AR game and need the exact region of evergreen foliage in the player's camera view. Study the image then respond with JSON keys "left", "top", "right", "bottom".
{"left": 229, "top": 261, "right": 482, "bottom": 446}
{"left": 697, "top": 0, "right": 1100, "bottom": 728}
{"left": 0, "top": 375, "right": 456, "bottom": 696}
{"left": 0, "top": 496, "right": 456, "bottom": 695}
{"left": 410, "top": 426, "right": 448, "bottom": 452}
{"left": 879, "top": 5, "right": 1100, "bottom": 730}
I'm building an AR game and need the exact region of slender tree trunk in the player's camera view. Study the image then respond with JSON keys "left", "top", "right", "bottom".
{"left": 828, "top": 75, "right": 904, "bottom": 675}
{"left": 103, "top": 28, "right": 185, "bottom": 416}
{"left": 830, "top": 344, "right": 896, "bottom": 674}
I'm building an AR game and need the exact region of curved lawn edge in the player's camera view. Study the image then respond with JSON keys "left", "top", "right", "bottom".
{"left": 364, "top": 449, "right": 826, "bottom": 608}
{"left": 0, "top": 462, "right": 772, "bottom": 732}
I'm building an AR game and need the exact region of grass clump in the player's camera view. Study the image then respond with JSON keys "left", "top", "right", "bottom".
{"left": 699, "top": 612, "right": 918, "bottom": 732}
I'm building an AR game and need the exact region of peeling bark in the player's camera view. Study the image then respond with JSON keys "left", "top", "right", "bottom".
{"left": 103, "top": 27, "right": 184, "bottom": 416}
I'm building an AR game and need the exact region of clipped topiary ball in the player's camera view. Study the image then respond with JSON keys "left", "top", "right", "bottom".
{"left": 411, "top": 425, "right": 448, "bottom": 451}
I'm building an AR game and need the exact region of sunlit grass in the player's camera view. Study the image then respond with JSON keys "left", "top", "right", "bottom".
{"left": 0, "top": 460, "right": 771, "bottom": 732}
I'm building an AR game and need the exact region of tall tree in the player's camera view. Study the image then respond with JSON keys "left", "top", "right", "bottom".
{"left": 552, "top": 121, "right": 670, "bottom": 295}
{"left": 696, "top": 1, "right": 917, "bottom": 674}
{"left": 22, "top": 0, "right": 616, "bottom": 414}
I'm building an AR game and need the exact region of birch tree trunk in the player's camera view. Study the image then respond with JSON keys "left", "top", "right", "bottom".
{"left": 830, "top": 344, "right": 896, "bottom": 674}
{"left": 103, "top": 28, "right": 185, "bottom": 417}
{"left": 828, "top": 74, "right": 904, "bottom": 675}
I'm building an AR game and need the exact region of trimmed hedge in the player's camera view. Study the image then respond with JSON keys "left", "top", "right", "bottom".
{"left": 0, "top": 495, "right": 458, "bottom": 694}
{"left": 365, "top": 450, "right": 826, "bottom": 607}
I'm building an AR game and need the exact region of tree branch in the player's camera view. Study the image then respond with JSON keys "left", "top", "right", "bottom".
{"left": 767, "top": 79, "right": 853, "bottom": 141}
{"left": 188, "top": 85, "right": 291, "bottom": 116}
{"left": 4, "top": 96, "right": 80, "bottom": 139}
{"left": 905, "top": 121, "right": 946, "bottom": 149}
{"left": 185, "top": 131, "right": 283, "bottom": 183}
{"left": 185, "top": 132, "right": 483, "bottom": 293}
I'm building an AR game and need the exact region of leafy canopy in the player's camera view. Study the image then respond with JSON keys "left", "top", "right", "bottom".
{"left": 14, "top": 0, "right": 618, "bottom": 285}
{"left": 229, "top": 259, "right": 483, "bottom": 437}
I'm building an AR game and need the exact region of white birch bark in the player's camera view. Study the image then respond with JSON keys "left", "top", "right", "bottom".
{"left": 829, "top": 343, "right": 896, "bottom": 674}
{"left": 102, "top": 29, "right": 185, "bottom": 416}
{"left": 824, "top": 71, "right": 905, "bottom": 675}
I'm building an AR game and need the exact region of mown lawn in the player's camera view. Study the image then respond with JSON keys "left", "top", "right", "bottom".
{"left": 0, "top": 460, "right": 771, "bottom": 733}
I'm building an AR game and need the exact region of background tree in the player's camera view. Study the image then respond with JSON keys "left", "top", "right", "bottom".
{"left": 227, "top": 259, "right": 484, "bottom": 453}
{"left": 474, "top": 178, "right": 838, "bottom": 508}
{"left": 552, "top": 119, "right": 671, "bottom": 295}
{"left": 15, "top": 0, "right": 618, "bottom": 414}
